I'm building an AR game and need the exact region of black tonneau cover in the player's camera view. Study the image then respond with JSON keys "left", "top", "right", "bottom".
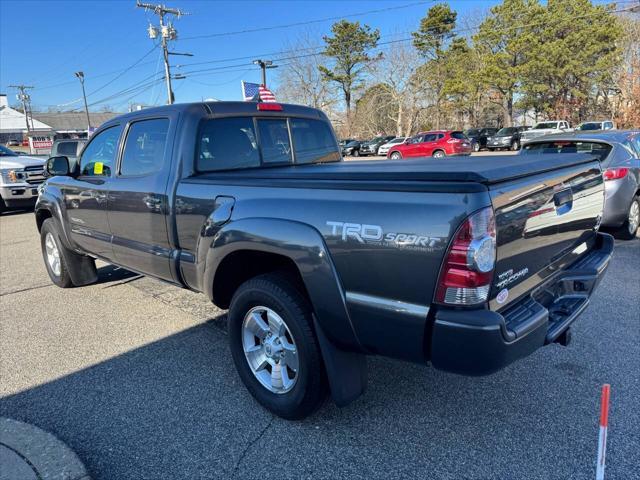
{"left": 215, "top": 153, "right": 598, "bottom": 185}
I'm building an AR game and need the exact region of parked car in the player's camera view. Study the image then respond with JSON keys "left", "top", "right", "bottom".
{"left": 486, "top": 126, "right": 529, "bottom": 151}
{"left": 387, "top": 130, "right": 472, "bottom": 159}
{"left": 576, "top": 121, "right": 615, "bottom": 131}
{"left": 377, "top": 137, "right": 407, "bottom": 156}
{"left": 520, "top": 120, "right": 572, "bottom": 144}
{"left": 338, "top": 138, "right": 356, "bottom": 147}
{"left": 37, "top": 101, "right": 612, "bottom": 419}
{"left": 6, "top": 139, "right": 20, "bottom": 147}
{"left": 0, "top": 145, "right": 46, "bottom": 213}
{"left": 520, "top": 130, "right": 640, "bottom": 239}
{"left": 50, "top": 138, "right": 87, "bottom": 170}
{"left": 341, "top": 140, "right": 363, "bottom": 157}
{"left": 359, "top": 135, "right": 396, "bottom": 156}
{"left": 464, "top": 127, "right": 499, "bottom": 152}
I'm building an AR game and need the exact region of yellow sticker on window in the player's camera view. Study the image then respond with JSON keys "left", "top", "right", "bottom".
{"left": 94, "top": 162, "right": 104, "bottom": 175}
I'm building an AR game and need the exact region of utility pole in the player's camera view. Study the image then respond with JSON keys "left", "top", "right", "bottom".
{"left": 136, "top": 1, "right": 189, "bottom": 105}
{"left": 74, "top": 71, "right": 92, "bottom": 130}
{"left": 8, "top": 85, "right": 34, "bottom": 132}
{"left": 252, "top": 59, "right": 277, "bottom": 87}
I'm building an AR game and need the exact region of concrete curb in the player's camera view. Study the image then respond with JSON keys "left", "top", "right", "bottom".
{"left": 0, "top": 418, "right": 90, "bottom": 480}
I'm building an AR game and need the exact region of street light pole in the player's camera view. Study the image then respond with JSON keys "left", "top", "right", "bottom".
{"left": 75, "top": 71, "right": 91, "bottom": 130}
{"left": 253, "top": 59, "right": 278, "bottom": 87}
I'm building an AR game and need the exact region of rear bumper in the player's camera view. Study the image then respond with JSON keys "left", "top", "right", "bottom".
{"left": 430, "top": 232, "right": 613, "bottom": 376}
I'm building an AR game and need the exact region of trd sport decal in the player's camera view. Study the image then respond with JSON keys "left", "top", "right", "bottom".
{"left": 326, "top": 221, "right": 445, "bottom": 251}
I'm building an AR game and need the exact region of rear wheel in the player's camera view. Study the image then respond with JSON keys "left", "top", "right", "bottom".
{"left": 615, "top": 196, "right": 640, "bottom": 240}
{"left": 390, "top": 151, "right": 402, "bottom": 160}
{"left": 353, "top": 149, "right": 360, "bottom": 157}
{"left": 473, "top": 142, "right": 480, "bottom": 152}
{"left": 228, "top": 273, "right": 328, "bottom": 419}
{"left": 433, "top": 150, "right": 445, "bottom": 158}
{"left": 511, "top": 139, "right": 520, "bottom": 151}
{"left": 0, "top": 196, "right": 5, "bottom": 214}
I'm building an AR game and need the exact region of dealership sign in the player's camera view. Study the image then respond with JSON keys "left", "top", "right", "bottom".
{"left": 28, "top": 134, "right": 54, "bottom": 154}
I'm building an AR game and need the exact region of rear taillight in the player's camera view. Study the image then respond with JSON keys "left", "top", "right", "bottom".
{"left": 435, "top": 207, "right": 496, "bottom": 306}
{"left": 603, "top": 167, "right": 628, "bottom": 181}
{"left": 447, "top": 138, "right": 461, "bottom": 144}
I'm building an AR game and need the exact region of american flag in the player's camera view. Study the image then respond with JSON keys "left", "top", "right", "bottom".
{"left": 241, "top": 81, "right": 277, "bottom": 102}
{"left": 258, "top": 85, "right": 276, "bottom": 102}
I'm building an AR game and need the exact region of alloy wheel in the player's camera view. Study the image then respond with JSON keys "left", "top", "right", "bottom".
{"left": 242, "top": 306, "right": 299, "bottom": 394}
{"left": 45, "top": 232, "right": 61, "bottom": 276}
{"left": 628, "top": 200, "right": 640, "bottom": 236}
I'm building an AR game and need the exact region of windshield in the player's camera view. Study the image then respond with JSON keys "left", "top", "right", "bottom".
{"left": 533, "top": 122, "right": 559, "bottom": 129}
{"left": 578, "top": 123, "right": 601, "bottom": 131}
{"left": 391, "top": 137, "right": 405, "bottom": 143}
{"left": 521, "top": 141, "right": 612, "bottom": 162}
{"left": 346, "top": 141, "right": 359, "bottom": 147}
{"left": 0, "top": 145, "right": 19, "bottom": 157}
{"left": 496, "top": 128, "right": 517, "bottom": 135}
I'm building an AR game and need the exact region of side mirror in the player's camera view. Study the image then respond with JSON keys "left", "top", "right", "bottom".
{"left": 46, "top": 156, "right": 71, "bottom": 176}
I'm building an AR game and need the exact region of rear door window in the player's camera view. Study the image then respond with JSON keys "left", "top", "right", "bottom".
{"left": 257, "top": 119, "right": 292, "bottom": 165}
{"left": 422, "top": 134, "right": 437, "bottom": 142}
{"left": 197, "top": 117, "right": 260, "bottom": 171}
{"left": 120, "top": 118, "right": 169, "bottom": 176}
{"left": 290, "top": 118, "right": 339, "bottom": 164}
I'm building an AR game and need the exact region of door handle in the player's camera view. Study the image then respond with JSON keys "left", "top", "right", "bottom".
{"left": 142, "top": 194, "right": 163, "bottom": 212}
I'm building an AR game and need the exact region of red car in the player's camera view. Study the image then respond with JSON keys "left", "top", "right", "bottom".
{"left": 387, "top": 130, "right": 472, "bottom": 159}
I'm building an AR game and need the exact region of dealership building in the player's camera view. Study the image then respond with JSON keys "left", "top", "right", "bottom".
{"left": 0, "top": 93, "right": 120, "bottom": 152}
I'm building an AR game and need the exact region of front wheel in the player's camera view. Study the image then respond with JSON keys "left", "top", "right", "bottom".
{"left": 352, "top": 149, "right": 360, "bottom": 157}
{"left": 473, "top": 142, "right": 480, "bottom": 152}
{"left": 40, "top": 219, "right": 74, "bottom": 288}
{"left": 228, "top": 273, "right": 328, "bottom": 419}
{"left": 511, "top": 140, "right": 520, "bottom": 151}
{"left": 433, "top": 150, "right": 445, "bottom": 158}
{"left": 390, "top": 151, "right": 402, "bottom": 160}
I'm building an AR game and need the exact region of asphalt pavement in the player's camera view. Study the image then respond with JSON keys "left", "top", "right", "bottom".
{"left": 0, "top": 210, "right": 638, "bottom": 480}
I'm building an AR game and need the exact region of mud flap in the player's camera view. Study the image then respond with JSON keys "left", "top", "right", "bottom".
{"left": 313, "top": 315, "right": 367, "bottom": 407}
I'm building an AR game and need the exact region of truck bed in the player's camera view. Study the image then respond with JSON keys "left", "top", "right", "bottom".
{"left": 199, "top": 153, "right": 599, "bottom": 185}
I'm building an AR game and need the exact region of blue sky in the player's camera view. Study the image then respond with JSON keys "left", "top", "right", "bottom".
{"left": 0, "top": 0, "right": 607, "bottom": 112}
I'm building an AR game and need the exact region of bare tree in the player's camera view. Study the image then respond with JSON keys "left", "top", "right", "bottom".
{"left": 370, "top": 42, "right": 432, "bottom": 137}
{"left": 275, "top": 32, "right": 337, "bottom": 111}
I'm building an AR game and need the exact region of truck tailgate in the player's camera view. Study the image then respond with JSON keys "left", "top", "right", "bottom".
{"left": 489, "top": 159, "right": 604, "bottom": 310}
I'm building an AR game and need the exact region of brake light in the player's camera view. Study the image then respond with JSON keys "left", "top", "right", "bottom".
{"left": 447, "top": 138, "right": 461, "bottom": 144}
{"left": 603, "top": 167, "right": 628, "bottom": 181}
{"left": 435, "top": 207, "right": 496, "bottom": 306}
{"left": 257, "top": 103, "right": 283, "bottom": 111}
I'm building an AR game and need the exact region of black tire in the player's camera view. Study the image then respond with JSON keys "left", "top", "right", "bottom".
{"left": 390, "top": 151, "right": 402, "bottom": 160}
{"left": 511, "top": 139, "right": 520, "bottom": 151}
{"left": 473, "top": 142, "right": 480, "bottom": 152}
{"left": 433, "top": 149, "right": 445, "bottom": 158}
{"left": 353, "top": 149, "right": 360, "bottom": 157}
{"left": 40, "top": 218, "right": 74, "bottom": 288}
{"left": 613, "top": 196, "right": 640, "bottom": 240}
{"left": 0, "top": 196, "right": 5, "bottom": 214}
{"left": 228, "top": 273, "right": 328, "bottom": 420}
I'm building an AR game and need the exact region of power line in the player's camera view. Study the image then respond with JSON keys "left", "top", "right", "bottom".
{"left": 180, "top": 1, "right": 432, "bottom": 40}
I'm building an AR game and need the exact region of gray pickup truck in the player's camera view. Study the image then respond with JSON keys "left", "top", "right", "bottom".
{"left": 36, "top": 101, "right": 613, "bottom": 419}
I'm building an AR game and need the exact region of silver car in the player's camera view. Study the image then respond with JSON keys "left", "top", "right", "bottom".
{"left": 0, "top": 145, "right": 46, "bottom": 213}
{"left": 520, "top": 131, "right": 640, "bottom": 239}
